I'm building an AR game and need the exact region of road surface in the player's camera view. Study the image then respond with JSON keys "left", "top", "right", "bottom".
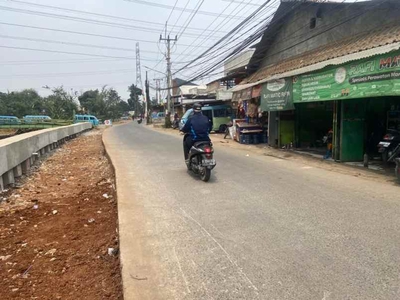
{"left": 104, "top": 123, "right": 400, "bottom": 300}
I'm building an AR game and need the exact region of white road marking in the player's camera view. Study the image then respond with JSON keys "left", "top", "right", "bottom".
{"left": 173, "top": 246, "right": 191, "bottom": 294}
{"left": 180, "top": 208, "right": 259, "bottom": 293}
{"left": 322, "top": 291, "right": 331, "bottom": 300}
{"left": 211, "top": 224, "right": 225, "bottom": 238}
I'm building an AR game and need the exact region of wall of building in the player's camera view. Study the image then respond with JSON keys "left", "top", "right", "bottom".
{"left": 260, "top": 1, "right": 400, "bottom": 68}
{"left": 225, "top": 50, "right": 255, "bottom": 75}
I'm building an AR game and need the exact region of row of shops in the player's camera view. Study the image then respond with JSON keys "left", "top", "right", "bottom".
{"left": 232, "top": 49, "right": 400, "bottom": 162}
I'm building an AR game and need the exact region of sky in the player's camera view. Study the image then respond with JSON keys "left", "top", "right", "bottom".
{"left": 0, "top": 0, "right": 361, "bottom": 101}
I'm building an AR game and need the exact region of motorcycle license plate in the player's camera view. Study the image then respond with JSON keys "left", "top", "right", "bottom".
{"left": 379, "top": 142, "right": 391, "bottom": 147}
{"left": 202, "top": 159, "right": 216, "bottom": 166}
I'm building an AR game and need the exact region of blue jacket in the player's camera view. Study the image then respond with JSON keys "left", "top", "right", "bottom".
{"left": 182, "top": 113, "right": 211, "bottom": 141}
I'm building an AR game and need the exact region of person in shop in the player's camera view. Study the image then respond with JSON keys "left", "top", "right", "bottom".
{"left": 323, "top": 129, "right": 333, "bottom": 159}
{"left": 237, "top": 104, "right": 246, "bottom": 119}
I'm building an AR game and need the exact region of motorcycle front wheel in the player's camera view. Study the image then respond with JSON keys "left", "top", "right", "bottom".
{"left": 200, "top": 167, "right": 211, "bottom": 182}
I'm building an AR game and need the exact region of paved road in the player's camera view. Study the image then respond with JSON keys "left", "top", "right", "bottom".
{"left": 104, "top": 123, "right": 400, "bottom": 300}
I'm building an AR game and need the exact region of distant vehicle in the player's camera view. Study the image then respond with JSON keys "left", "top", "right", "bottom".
{"left": 74, "top": 114, "right": 99, "bottom": 126}
{"left": 0, "top": 116, "right": 21, "bottom": 125}
{"left": 23, "top": 115, "right": 52, "bottom": 123}
{"left": 121, "top": 116, "right": 130, "bottom": 120}
{"left": 152, "top": 112, "right": 165, "bottom": 119}
{"left": 179, "top": 104, "right": 232, "bottom": 132}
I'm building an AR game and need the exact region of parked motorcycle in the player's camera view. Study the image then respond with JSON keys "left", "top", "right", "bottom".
{"left": 377, "top": 129, "right": 400, "bottom": 163}
{"left": 184, "top": 134, "right": 216, "bottom": 182}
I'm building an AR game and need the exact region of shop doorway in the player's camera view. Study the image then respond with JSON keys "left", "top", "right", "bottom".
{"left": 279, "top": 110, "right": 295, "bottom": 148}
{"left": 295, "top": 102, "right": 334, "bottom": 155}
{"left": 340, "top": 99, "right": 366, "bottom": 162}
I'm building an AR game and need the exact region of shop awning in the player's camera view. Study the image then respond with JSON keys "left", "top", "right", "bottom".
{"left": 232, "top": 22, "right": 400, "bottom": 92}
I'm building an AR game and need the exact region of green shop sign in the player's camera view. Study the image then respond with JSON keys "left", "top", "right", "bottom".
{"left": 260, "top": 78, "right": 294, "bottom": 111}
{"left": 293, "top": 49, "right": 400, "bottom": 103}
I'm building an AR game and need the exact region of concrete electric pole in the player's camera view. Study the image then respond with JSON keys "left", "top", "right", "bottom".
{"left": 153, "top": 78, "right": 163, "bottom": 104}
{"left": 159, "top": 34, "right": 177, "bottom": 119}
{"left": 145, "top": 71, "right": 150, "bottom": 124}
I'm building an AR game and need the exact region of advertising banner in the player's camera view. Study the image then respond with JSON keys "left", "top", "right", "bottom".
{"left": 293, "top": 49, "right": 400, "bottom": 103}
{"left": 260, "top": 78, "right": 294, "bottom": 111}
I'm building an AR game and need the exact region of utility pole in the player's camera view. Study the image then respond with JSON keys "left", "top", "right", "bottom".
{"left": 153, "top": 78, "right": 163, "bottom": 104}
{"left": 160, "top": 34, "right": 177, "bottom": 124}
{"left": 145, "top": 71, "right": 150, "bottom": 124}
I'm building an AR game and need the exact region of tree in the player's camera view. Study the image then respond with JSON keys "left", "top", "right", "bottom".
{"left": 0, "top": 89, "right": 43, "bottom": 117}
{"left": 78, "top": 87, "right": 128, "bottom": 120}
{"left": 78, "top": 90, "right": 99, "bottom": 114}
{"left": 42, "top": 87, "right": 79, "bottom": 119}
{"left": 127, "top": 84, "right": 142, "bottom": 116}
{"left": 118, "top": 101, "right": 130, "bottom": 114}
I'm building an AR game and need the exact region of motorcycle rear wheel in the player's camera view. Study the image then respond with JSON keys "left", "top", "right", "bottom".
{"left": 200, "top": 168, "right": 211, "bottom": 182}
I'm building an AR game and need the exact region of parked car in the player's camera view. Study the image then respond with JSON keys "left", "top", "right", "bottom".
{"left": 74, "top": 114, "right": 99, "bottom": 126}
{"left": 0, "top": 116, "right": 21, "bottom": 125}
{"left": 23, "top": 115, "right": 52, "bottom": 123}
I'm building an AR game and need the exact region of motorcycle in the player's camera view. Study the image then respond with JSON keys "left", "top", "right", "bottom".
{"left": 184, "top": 134, "right": 216, "bottom": 182}
{"left": 377, "top": 129, "right": 400, "bottom": 164}
{"left": 137, "top": 118, "right": 142, "bottom": 124}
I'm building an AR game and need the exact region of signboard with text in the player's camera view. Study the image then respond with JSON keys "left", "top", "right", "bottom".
{"left": 260, "top": 78, "right": 294, "bottom": 111}
{"left": 293, "top": 49, "right": 400, "bottom": 103}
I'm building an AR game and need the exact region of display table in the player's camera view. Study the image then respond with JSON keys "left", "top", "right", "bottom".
{"left": 234, "top": 122, "right": 265, "bottom": 144}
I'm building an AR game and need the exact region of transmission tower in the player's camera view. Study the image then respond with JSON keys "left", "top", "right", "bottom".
{"left": 136, "top": 42, "right": 146, "bottom": 116}
{"left": 136, "top": 42, "right": 144, "bottom": 92}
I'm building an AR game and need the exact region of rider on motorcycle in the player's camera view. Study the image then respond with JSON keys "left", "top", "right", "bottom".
{"left": 181, "top": 103, "right": 211, "bottom": 163}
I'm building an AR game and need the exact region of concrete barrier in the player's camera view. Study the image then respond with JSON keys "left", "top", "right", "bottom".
{"left": 0, "top": 123, "right": 92, "bottom": 190}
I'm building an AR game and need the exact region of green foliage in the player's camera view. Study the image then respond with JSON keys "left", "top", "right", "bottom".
{"left": 127, "top": 84, "right": 143, "bottom": 116}
{"left": 78, "top": 86, "right": 129, "bottom": 121}
{"left": 0, "top": 86, "right": 130, "bottom": 121}
{"left": 0, "top": 87, "right": 77, "bottom": 119}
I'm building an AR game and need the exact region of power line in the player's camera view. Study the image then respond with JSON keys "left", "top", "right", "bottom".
{"left": 0, "top": 68, "right": 138, "bottom": 79}
{"left": 1, "top": 58, "right": 134, "bottom": 66}
{"left": 173, "top": 0, "right": 275, "bottom": 75}
{"left": 173, "top": 0, "right": 278, "bottom": 69}
{"left": 0, "top": 5, "right": 223, "bottom": 39}
{"left": 174, "top": 0, "right": 351, "bottom": 74}
{"left": 176, "top": 0, "right": 205, "bottom": 39}
{"left": 0, "top": 34, "right": 197, "bottom": 57}
{"left": 183, "top": 0, "right": 389, "bottom": 85}
{"left": 174, "top": 0, "right": 352, "bottom": 80}
{"left": 166, "top": 0, "right": 179, "bottom": 24}
{"left": 2, "top": 0, "right": 228, "bottom": 33}
{"left": 0, "top": 45, "right": 148, "bottom": 60}
{"left": 169, "top": 0, "right": 191, "bottom": 36}
{"left": 123, "top": 0, "right": 246, "bottom": 19}
{"left": 221, "top": 0, "right": 270, "bottom": 7}
{"left": 0, "top": 22, "right": 211, "bottom": 48}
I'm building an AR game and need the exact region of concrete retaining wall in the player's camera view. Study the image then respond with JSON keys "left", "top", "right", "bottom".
{"left": 0, "top": 123, "right": 92, "bottom": 190}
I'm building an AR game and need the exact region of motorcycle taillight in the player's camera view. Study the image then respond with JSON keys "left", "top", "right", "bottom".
{"left": 204, "top": 146, "right": 213, "bottom": 159}
{"left": 384, "top": 134, "right": 394, "bottom": 141}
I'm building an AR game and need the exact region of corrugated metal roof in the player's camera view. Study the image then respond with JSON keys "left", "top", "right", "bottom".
{"left": 232, "top": 22, "right": 400, "bottom": 92}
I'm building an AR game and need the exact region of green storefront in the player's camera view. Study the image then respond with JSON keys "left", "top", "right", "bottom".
{"left": 293, "top": 49, "right": 400, "bottom": 162}
{"left": 260, "top": 78, "right": 295, "bottom": 148}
